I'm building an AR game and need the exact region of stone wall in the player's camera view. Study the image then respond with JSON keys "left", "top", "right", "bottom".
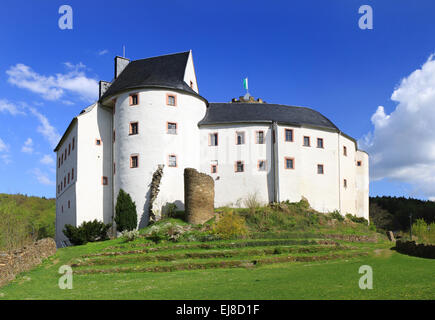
{"left": 0, "top": 238, "right": 57, "bottom": 287}
{"left": 184, "top": 168, "right": 215, "bottom": 224}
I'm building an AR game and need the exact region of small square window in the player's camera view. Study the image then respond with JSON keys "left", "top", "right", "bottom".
{"left": 258, "top": 160, "right": 267, "bottom": 171}
{"left": 236, "top": 132, "right": 245, "bottom": 145}
{"left": 168, "top": 155, "right": 177, "bottom": 167}
{"left": 303, "top": 136, "right": 310, "bottom": 147}
{"left": 257, "top": 131, "right": 265, "bottom": 144}
{"left": 167, "top": 94, "right": 176, "bottom": 106}
{"left": 102, "top": 176, "right": 108, "bottom": 185}
{"left": 285, "top": 129, "right": 293, "bottom": 142}
{"left": 235, "top": 161, "right": 244, "bottom": 172}
{"left": 211, "top": 164, "right": 217, "bottom": 174}
{"left": 96, "top": 139, "right": 101, "bottom": 145}
{"left": 285, "top": 157, "right": 294, "bottom": 169}
{"left": 129, "top": 122, "right": 139, "bottom": 135}
{"left": 344, "top": 179, "right": 348, "bottom": 188}
{"left": 190, "top": 81, "right": 194, "bottom": 89}
{"left": 357, "top": 161, "right": 362, "bottom": 167}
{"left": 167, "top": 122, "right": 177, "bottom": 134}
{"left": 317, "top": 138, "right": 324, "bottom": 148}
{"left": 343, "top": 146, "right": 347, "bottom": 156}
{"left": 209, "top": 133, "right": 218, "bottom": 146}
{"left": 130, "top": 155, "right": 139, "bottom": 168}
{"left": 317, "top": 164, "right": 324, "bottom": 174}
{"left": 130, "top": 94, "right": 139, "bottom": 106}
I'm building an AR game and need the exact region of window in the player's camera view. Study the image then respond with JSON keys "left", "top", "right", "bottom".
{"left": 211, "top": 164, "right": 217, "bottom": 174}
{"left": 61, "top": 181, "right": 63, "bottom": 191}
{"left": 190, "top": 81, "right": 194, "bottom": 89}
{"left": 64, "top": 176, "right": 66, "bottom": 186}
{"left": 96, "top": 139, "right": 101, "bottom": 146}
{"left": 61, "top": 155, "right": 63, "bottom": 165}
{"left": 102, "top": 176, "right": 108, "bottom": 185}
{"left": 68, "top": 200, "right": 70, "bottom": 209}
{"left": 130, "top": 155, "right": 139, "bottom": 168}
{"left": 68, "top": 143, "right": 71, "bottom": 155}
{"left": 235, "top": 161, "right": 244, "bottom": 172}
{"left": 166, "top": 94, "right": 176, "bottom": 106}
{"left": 71, "top": 168, "right": 74, "bottom": 180}
{"left": 303, "top": 136, "right": 310, "bottom": 147}
{"left": 72, "top": 137, "right": 75, "bottom": 150}
{"left": 167, "top": 122, "right": 177, "bottom": 134}
{"left": 357, "top": 161, "right": 362, "bottom": 167}
{"left": 129, "top": 93, "right": 139, "bottom": 106}
{"left": 236, "top": 132, "right": 245, "bottom": 145}
{"left": 209, "top": 133, "right": 218, "bottom": 146}
{"left": 68, "top": 173, "right": 70, "bottom": 184}
{"left": 258, "top": 160, "right": 267, "bottom": 171}
{"left": 285, "top": 157, "right": 294, "bottom": 169}
{"left": 285, "top": 129, "right": 294, "bottom": 142}
{"left": 344, "top": 179, "right": 348, "bottom": 188}
{"left": 168, "top": 154, "right": 177, "bottom": 167}
{"left": 343, "top": 146, "right": 347, "bottom": 156}
{"left": 256, "top": 131, "right": 265, "bottom": 144}
{"left": 317, "top": 138, "right": 324, "bottom": 148}
{"left": 317, "top": 164, "right": 324, "bottom": 174}
{"left": 129, "top": 122, "right": 139, "bottom": 135}
{"left": 58, "top": 157, "right": 60, "bottom": 168}
{"left": 113, "top": 163, "right": 116, "bottom": 175}
{"left": 113, "top": 130, "right": 116, "bottom": 142}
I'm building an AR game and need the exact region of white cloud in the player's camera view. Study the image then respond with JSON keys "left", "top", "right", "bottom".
{"left": 0, "top": 138, "right": 8, "bottom": 152}
{"left": 40, "top": 154, "right": 55, "bottom": 165}
{"left": 6, "top": 63, "right": 98, "bottom": 102}
{"left": 0, "top": 99, "right": 26, "bottom": 115}
{"left": 29, "top": 107, "right": 61, "bottom": 148}
{"left": 0, "top": 154, "right": 12, "bottom": 165}
{"left": 21, "top": 138, "right": 34, "bottom": 154}
{"left": 31, "top": 168, "right": 55, "bottom": 186}
{"left": 359, "top": 54, "right": 435, "bottom": 198}
{"left": 98, "top": 49, "right": 109, "bottom": 56}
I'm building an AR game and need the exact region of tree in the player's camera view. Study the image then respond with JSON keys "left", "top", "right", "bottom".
{"left": 115, "top": 189, "right": 137, "bottom": 232}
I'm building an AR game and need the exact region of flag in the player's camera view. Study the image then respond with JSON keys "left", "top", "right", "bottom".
{"left": 243, "top": 77, "right": 248, "bottom": 91}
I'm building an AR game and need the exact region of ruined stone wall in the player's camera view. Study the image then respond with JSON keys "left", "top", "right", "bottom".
{"left": 0, "top": 238, "right": 57, "bottom": 287}
{"left": 184, "top": 168, "right": 215, "bottom": 224}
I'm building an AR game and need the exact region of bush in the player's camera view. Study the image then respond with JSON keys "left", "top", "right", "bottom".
{"left": 412, "top": 219, "right": 435, "bottom": 244}
{"left": 328, "top": 210, "right": 344, "bottom": 222}
{"left": 244, "top": 192, "right": 261, "bottom": 212}
{"left": 212, "top": 210, "right": 248, "bottom": 239}
{"left": 63, "top": 219, "right": 111, "bottom": 246}
{"left": 115, "top": 189, "right": 137, "bottom": 232}
{"left": 345, "top": 213, "right": 368, "bottom": 224}
{"left": 121, "top": 229, "right": 140, "bottom": 242}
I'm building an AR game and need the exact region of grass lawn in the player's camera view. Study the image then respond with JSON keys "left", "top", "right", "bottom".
{"left": 0, "top": 239, "right": 433, "bottom": 300}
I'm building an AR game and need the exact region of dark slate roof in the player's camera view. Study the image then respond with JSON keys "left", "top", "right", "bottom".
{"left": 100, "top": 51, "right": 200, "bottom": 101}
{"left": 198, "top": 103, "right": 339, "bottom": 131}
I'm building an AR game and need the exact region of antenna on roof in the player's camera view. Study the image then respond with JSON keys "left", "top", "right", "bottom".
{"left": 123, "top": 45, "right": 125, "bottom": 58}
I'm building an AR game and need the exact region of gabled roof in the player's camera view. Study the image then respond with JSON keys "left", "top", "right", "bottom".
{"left": 199, "top": 102, "right": 339, "bottom": 131}
{"left": 100, "top": 51, "right": 201, "bottom": 101}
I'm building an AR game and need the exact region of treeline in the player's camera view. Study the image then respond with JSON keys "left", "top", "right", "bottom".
{"left": 370, "top": 196, "right": 435, "bottom": 232}
{"left": 0, "top": 193, "right": 55, "bottom": 251}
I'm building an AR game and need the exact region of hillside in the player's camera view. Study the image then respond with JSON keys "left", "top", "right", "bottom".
{"left": 0, "top": 193, "right": 55, "bottom": 251}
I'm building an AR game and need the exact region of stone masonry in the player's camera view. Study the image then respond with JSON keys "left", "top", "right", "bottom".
{"left": 184, "top": 168, "right": 215, "bottom": 224}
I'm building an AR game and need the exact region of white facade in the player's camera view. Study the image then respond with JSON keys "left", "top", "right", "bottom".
{"left": 54, "top": 51, "right": 369, "bottom": 247}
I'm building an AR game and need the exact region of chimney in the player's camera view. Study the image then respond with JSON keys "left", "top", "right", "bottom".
{"left": 99, "top": 80, "right": 111, "bottom": 99}
{"left": 114, "top": 56, "right": 130, "bottom": 79}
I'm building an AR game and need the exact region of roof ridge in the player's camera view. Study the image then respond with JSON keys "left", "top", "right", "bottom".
{"left": 130, "top": 50, "right": 190, "bottom": 63}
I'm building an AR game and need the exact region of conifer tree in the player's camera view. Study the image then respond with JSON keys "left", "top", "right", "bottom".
{"left": 115, "top": 189, "right": 137, "bottom": 232}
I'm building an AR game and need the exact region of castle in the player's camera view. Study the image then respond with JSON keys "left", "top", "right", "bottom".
{"left": 54, "top": 51, "right": 369, "bottom": 247}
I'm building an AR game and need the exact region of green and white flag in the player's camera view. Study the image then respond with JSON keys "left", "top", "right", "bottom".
{"left": 243, "top": 77, "right": 248, "bottom": 91}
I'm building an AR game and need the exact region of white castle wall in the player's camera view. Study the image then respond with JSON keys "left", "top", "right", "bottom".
{"left": 113, "top": 89, "right": 207, "bottom": 228}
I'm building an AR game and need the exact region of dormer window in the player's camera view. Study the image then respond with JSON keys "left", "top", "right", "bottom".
{"left": 166, "top": 94, "right": 177, "bottom": 106}
{"left": 129, "top": 93, "right": 139, "bottom": 106}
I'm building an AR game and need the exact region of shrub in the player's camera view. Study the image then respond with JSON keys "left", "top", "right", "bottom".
{"left": 165, "top": 203, "right": 178, "bottom": 218}
{"left": 328, "top": 210, "right": 344, "bottom": 222}
{"left": 115, "top": 189, "right": 137, "bottom": 232}
{"left": 63, "top": 219, "right": 111, "bottom": 246}
{"left": 121, "top": 229, "right": 140, "bottom": 242}
{"left": 412, "top": 219, "right": 435, "bottom": 244}
{"left": 244, "top": 192, "right": 261, "bottom": 212}
{"left": 345, "top": 213, "right": 368, "bottom": 224}
{"left": 212, "top": 210, "right": 248, "bottom": 239}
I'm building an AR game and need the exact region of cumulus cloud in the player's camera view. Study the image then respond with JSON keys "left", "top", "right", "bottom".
{"left": 29, "top": 107, "right": 61, "bottom": 148}
{"left": 31, "top": 168, "right": 55, "bottom": 186}
{"left": 40, "top": 154, "right": 55, "bottom": 165}
{"left": 21, "top": 138, "right": 34, "bottom": 154}
{"left": 359, "top": 54, "right": 435, "bottom": 199}
{"left": 6, "top": 63, "right": 98, "bottom": 102}
{"left": 0, "top": 138, "right": 11, "bottom": 164}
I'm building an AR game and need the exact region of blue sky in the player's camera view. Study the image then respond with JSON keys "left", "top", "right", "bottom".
{"left": 0, "top": 0, "right": 435, "bottom": 199}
